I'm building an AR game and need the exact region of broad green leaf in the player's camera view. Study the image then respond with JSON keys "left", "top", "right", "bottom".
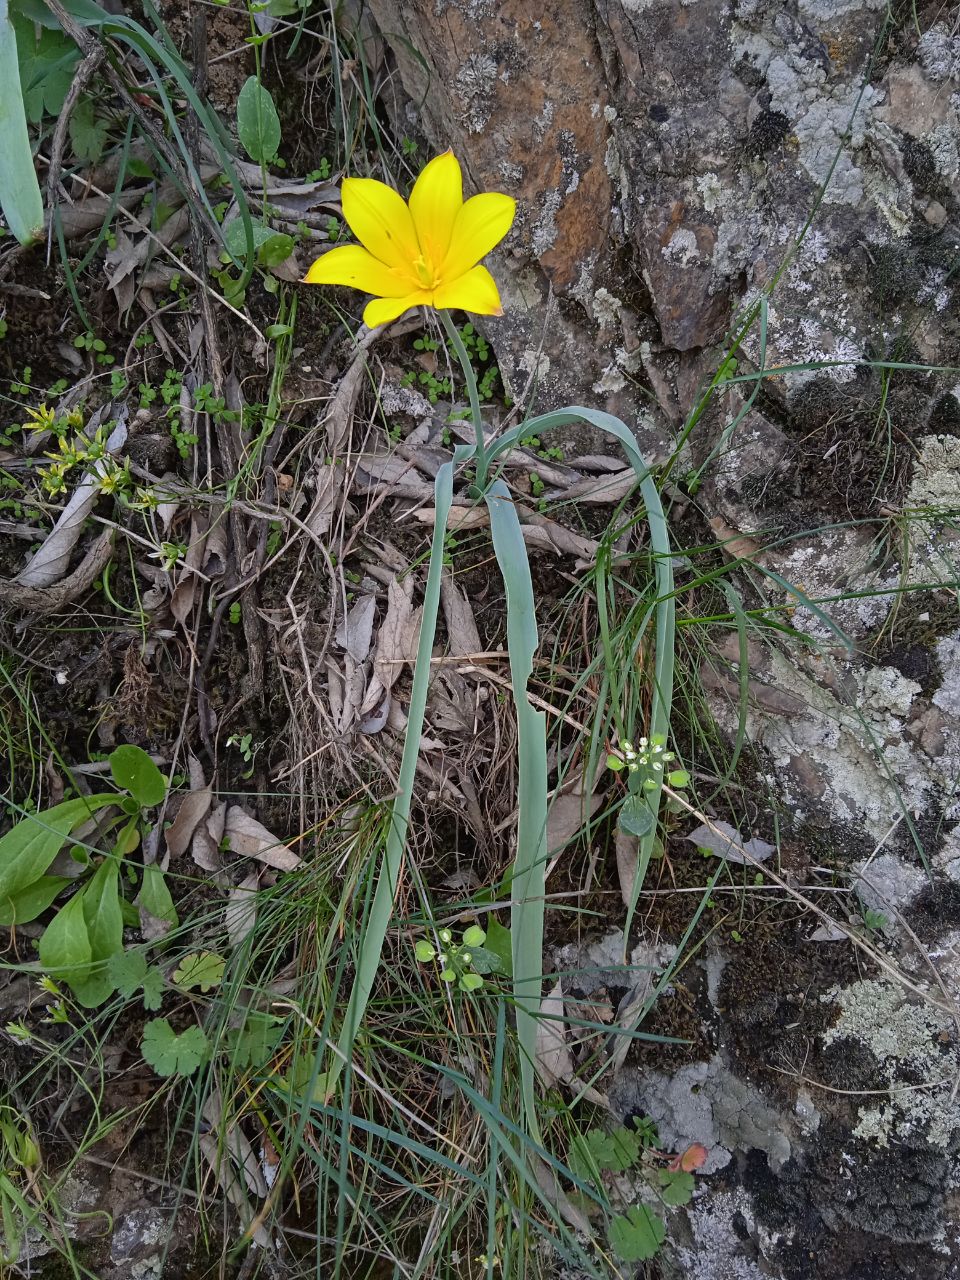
{"left": 236, "top": 75, "right": 280, "bottom": 165}
{"left": 137, "top": 864, "right": 178, "bottom": 927}
{"left": 464, "top": 945, "right": 501, "bottom": 976}
{"left": 68, "top": 95, "right": 108, "bottom": 163}
{"left": 81, "top": 859, "right": 122, "bottom": 962}
{"left": 0, "top": 8, "right": 46, "bottom": 243}
{"left": 10, "top": 15, "right": 79, "bottom": 123}
{"left": 141, "top": 1017, "right": 209, "bottom": 1077}
{"left": 0, "top": 875, "right": 70, "bottom": 925}
{"left": 108, "top": 948, "right": 148, "bottom": 998}
{"left": 619, "top": 793, "right": 655, "bottom": 839}
{"left": 111, "top": 951, "right": 165, "bottom": 1009}
{"left": 109, "top": 745, "right": 166, "bottom": 808}
{"left": 0, "top": 795, "right": 113, "bottom": 903}
{"left": 70, "top": 858, "right": 123, "bottom": 1006}
{"left": 483, "top": 918, "right": 513, "bottom": 977}
{"left": 223, "top": 217, "right": 276, "bottom": 259}
{"left": 259, "top": 232, "right": 293, "bottom": 268}
{"left": 172, "top": 951, "right": 224, "bottom": 992}
{"left": 38, "top": 891, "right": 91, "bottom": 983}
{"left": 658, "top": 1168, "right": 695, "bottom": 1207}
{"left": 609, "top": 1205, "right": 666, "bottom": 1262}
{"left": 570, "top": 1127, "right": 641, "bottom": 1180}
{"left": 141, "top": 966, "right": 164, "bottom": 1010}
{"left": 226, "top": 1011, "right": 285, "bottom": 1069}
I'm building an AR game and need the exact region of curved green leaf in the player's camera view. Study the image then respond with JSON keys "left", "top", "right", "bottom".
{"left": 0, "top": 795, "right": 113, "bottom": 902}
{"left": 109, "top": 745, "right": 166, "bottom": 808}
{"left": 237, "top": 75, "right": 280, "bottom": 165}
{"left": 0, "top": 1, "right": 44, "bottom": 244}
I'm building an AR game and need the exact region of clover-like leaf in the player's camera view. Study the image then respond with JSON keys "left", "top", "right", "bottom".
{"left": 609, "top": 1205, "right": 666, "bottom": 1262}
{"left": 570, "top": 1126, "right": 641, "bottom": 1179}
{"left": 172, "top": 952, "right": 225, "bottom": 993}
{"left": 658, "top": 1168, "right": 695, "bottom": 1207}
{"left": 141, "top": 1018, "right": 210, "bottom": 1077}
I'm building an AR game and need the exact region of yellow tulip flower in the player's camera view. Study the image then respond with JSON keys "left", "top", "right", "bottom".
{"left": 303, "top": 151, "right": 516, "bottom": 328}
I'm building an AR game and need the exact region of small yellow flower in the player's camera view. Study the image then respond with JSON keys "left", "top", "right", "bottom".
{"left": 97, "top": 459, "right": 129, "bottom": 496}
{"left": 23, "top": 403, "right": 56, "bottom": 431}
{"left": 39, "top": 462, "right": 69, "bottom": 495}
{"left": 303, "top": 151, "right": 516, "bottom": 328}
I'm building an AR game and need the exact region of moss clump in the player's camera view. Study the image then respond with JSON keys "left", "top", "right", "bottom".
{"left": 748, "top": 108, "right": 791, "bottom": 157}
{"left": 902, "top": 138, "right": 942, "bottom": 198}
{"left": 928, "top": 393, "right": 960, "bottom": 438}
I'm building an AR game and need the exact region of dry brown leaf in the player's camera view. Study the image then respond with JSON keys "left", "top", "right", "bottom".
{"left": 164, "top": 786, "right": 212, "bottom": 860}
{"left": 336, "top": 593, "right": 377, "bottom": 663}
{"left": 306, "top": 461, "right": 340, "bottom": 536}
{"left": 411, "top": 505, "right": 488, "bottom": 531}
{"left": 535, "top": 979, "right": 575, "bottom": 1088}
{"left": 192, "top": 800, "right": 226, "bottom": 872}
{"left": 547, "top": 790, "right": 604, "bottom": 858}
{"left": 224, "top": 806, "right": 302, "bottom": 870}
{"left": 199, "top": 1094, "right": 271, "bottom": 1248}
{"left": 707, "top": 515, "right": 762, "bottom": 561}
{"left": 170, "top": 513, "right": 210, "bottom": 626}
{"left": 531, "top": 1155, "right": 594, "bottom": 1238}
{"left": 0, "top": 528, "right": 115, "bottom": 614}
{"left": 615, "top": 827, "right": 639, "bottom": 909}
{"left": 552, "top": 469, "right": 635, "bottom": 505}
{"left": 225, "top": 871, "right": 260, "bottom": 950}
{"left": 440, "top": 572, "right": 482, "bottom": 656}
{"left": 519, "top": 519, "right": 600, "bottom": 561}
{"left": 373, "top": 576, "right": 421, "bottom": 693}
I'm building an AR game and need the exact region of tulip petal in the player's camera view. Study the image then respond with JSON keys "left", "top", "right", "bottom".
{"left": 303, "top": 245, "right": 413, "bottom": 297}
{"left": 433, "top": 264, "right": 503, "bottom": 316}
{"left": 441, "top": 192, "right": 516, "bottom": 281}
{"left": 363, "top": 291, "right": 432, "bottom": 328}
{"left": 342, "top": 177, "right": 420, "bottom": 274}
{"left": 409, "top": 151, "right": 463, "bottom": 272}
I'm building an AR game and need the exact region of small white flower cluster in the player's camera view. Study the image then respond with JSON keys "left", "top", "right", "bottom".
{"left": 620, "top": 735, "right": 675, "bottom": 774}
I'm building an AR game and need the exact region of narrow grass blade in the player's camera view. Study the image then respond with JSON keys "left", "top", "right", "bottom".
{"left": 490, "top": 408, "right": 676, "bottom": 946}
{"left": 485, "top": 477, "right": 548, "bottom": 1144}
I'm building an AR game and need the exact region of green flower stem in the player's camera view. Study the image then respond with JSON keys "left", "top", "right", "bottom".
{"left": 439, "top": 310, "right": 487, "bottom": 487}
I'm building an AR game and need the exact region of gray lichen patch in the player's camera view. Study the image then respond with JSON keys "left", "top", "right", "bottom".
{"left": 454, "top": 51, "right": 499, "bottom": 133}
{"left": 903, "top": 435, "right": 960, "bottom": 587}
{"left": 822, "top": 979, "right": 960, "bottom": 1149}
{"left": 725, "top": 643, "right": 951, "bottom": 837}
{"left": 853, "top": 851, "right": 926, "bottom": 924}
{"left": 610, "top": 1056, "right": 793, "bottom": 1174}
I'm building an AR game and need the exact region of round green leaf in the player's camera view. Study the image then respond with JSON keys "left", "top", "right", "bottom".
{"left": 414, "top": 940, "right": 435, "bottom": 962}
{"left": 109, "top": 746, "right": 166, "bottom": 808}
{"left": 462, "top": 925, "right": 486, "bottom": 948}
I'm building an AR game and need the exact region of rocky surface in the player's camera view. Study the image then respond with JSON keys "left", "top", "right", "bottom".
{"left": 368, "top": 1, "right": 960, "bottom": 1276}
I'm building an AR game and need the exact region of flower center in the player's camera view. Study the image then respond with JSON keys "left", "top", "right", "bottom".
{"left": 412, "top": 253, "right": 440, "bottom": 289}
